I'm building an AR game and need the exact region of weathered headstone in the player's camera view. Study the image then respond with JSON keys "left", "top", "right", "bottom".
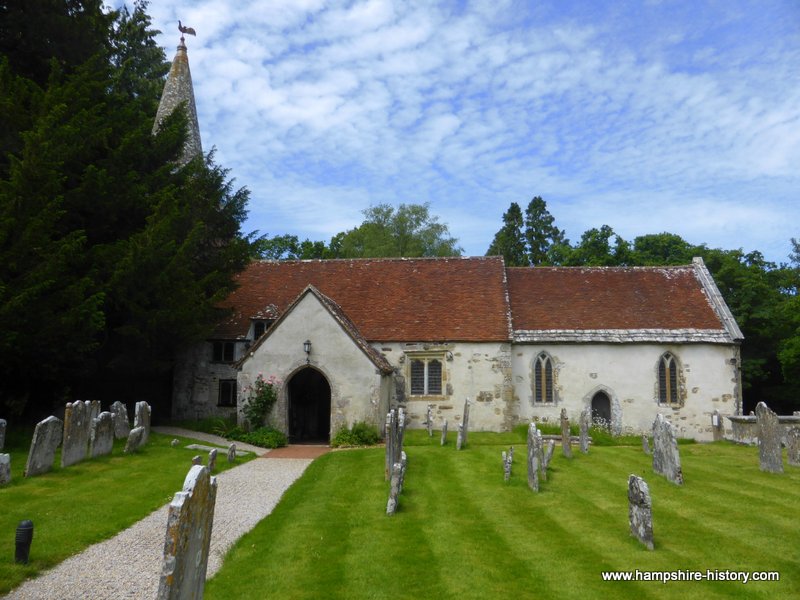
{"left": 560, "top": 408, "right": 572, "bottom": 458}
{"left": 192, "top": 455, "right": 202, "bottom": 466}
{"left": 157, "top": 465, "right": 217, "bottom": 600}
{"left": 134, "top": 401, "right": 151, "bottom": 445}
{"left": 208, "top": 448, "right": 217, "bottom": 473}
{"left": 787, "top": 427, "right": 800, "bottom": 467}
{"left": 502, "top": 449, "right": 512, "bottom": 482}
{"left": 227, "top": 443, "right": 237, "bottom": 463}
{"left": 384, "top": 409, "right": 395, "bottom": 481}
{"left": 440, "top": 419, "right": 448, "bottom": 446}
{"left": 62, "top": 400, "right": 91, "bottom": 467}
{"left": 526, "top": 423, "right": 539, "bottom": 492}
{"left": 25, "top": 416, "right": 63, "bottom": 477}
{"left": 110, "top": 401, "right": 131, "bottom": 439}
{"left": 755, "top": 402, "right": 783, "bottom": 473}
{"left": 542, "top": 440, "right": 555, "bottom": 472}
{"left": 88, "top": 400, "right": 101, "bottom": 424}
{"left": 579, "top": 408, "right": 590, "bottom": 454}
{"left": 461, "top": 398, "right": 471, "bottom": 448}
{"left": 642, "top": 434, "right": 651, "bottom": 455}
{"left": 89, "top": 411, "right": 115, "bottom": 458}
{"left": 628, "top": 474, "right": 654, "bottom": 550}
{"left": 124, "top": 426, "right": 146, "bottom": 454}
{"left": 170, "top": 439, "right": 180, "bottom": 448}
{"left": 386, "top": 461, "right": 403, "bottom": 515}
{"left": 426, "top": 404, "right": 434, "bottom": 437}
{"left": 537, "top": 430, "right": 547, "bottom": 482}
{"left": 398, "top": 451, "right": 408, "bottom": 495}
{"left": 456, "top": 423, "right": 464, "bottom": 451}
{"left": 0, "top": 453, "right": 10, "bottom": 485}
{"left": 652, "top": 414, "right": 684, "bottom": 484}
{"left": 0, "top": 418, "right": 6, "bottom": 451}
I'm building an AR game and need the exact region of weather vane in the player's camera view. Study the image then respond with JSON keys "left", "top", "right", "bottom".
{"left": 178, "top": 20, "right": 196, "bottom": 42}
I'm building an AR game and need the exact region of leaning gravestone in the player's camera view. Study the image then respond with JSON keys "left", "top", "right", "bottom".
{"left": 628, "top": 474, "right": 654, "bottom": 550}
{"left": 756, "top": 402, "right": 783, "bottom": 473}
{"left": 0, "top": 418, "right": 6, "bottom": 450}
{"left": 652, "top": 414, "right": 684, "bottom": 485}
{"left": 526, "top": 423, "right": 540, "bottom": 492}
{"left": 440, "top": 419, "right": 448, "bottom": 446}
{"left": 110, "top": 401, "right": 130, "bottom": 439}
{"left": 25, "top": 416, "right": 63, "bottom": 477}
{"left": 227, "top": 443, "right": 237, "bottom": 464}
{"left": 787, "top": 427, "right": 800, "bottom": 467}
{"left": 542, "top": 440, "right": 555, "bottom": 472}
{"left": 560, "top": 408, "right": 572, "bottom": 458}
{"left": 157, "top": 465, "right": 217, "bottom": 600}
{"left": 124, "top": 426, "right": 146, "bottom": 454}
{"left": 89, "top": 411, "right": 115, "bottom": 458}
{"left": 579, "top": 408, "right": 590, "bottom": 454}
{"left": 0, "top": 453, "right": 10, "bottom": 485}
{"left": 208, "top": 449, "right": 218, "bottom": 473}
{"left": 642, "top": 434, "right": 651, "bottom": 455}
{"left": 134, "top": 401, "right": 151, "bottom": 445}
{"left": 62, "top": 400, "right": 91, "bottom": 467}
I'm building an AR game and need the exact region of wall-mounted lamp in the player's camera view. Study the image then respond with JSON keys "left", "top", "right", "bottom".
{"left": 303, "top": 340, "right": 312, "bottom": 364}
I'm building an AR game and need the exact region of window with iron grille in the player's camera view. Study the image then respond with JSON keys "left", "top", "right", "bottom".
{"left": 218, "top": 379, "right": 237, "bottom": 407}
{"left": 409, "top": 356, "right": 444, "bottom": 396}
{"left": 532, "top": 352, "right": 554, "bottom": 403}
{"left": 658, "top": 353, "right": 679, "bottom": 405}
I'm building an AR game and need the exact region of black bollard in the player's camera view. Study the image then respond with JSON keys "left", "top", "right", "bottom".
{"left": 15, "top": 520, "right": 33, "bottom": 564}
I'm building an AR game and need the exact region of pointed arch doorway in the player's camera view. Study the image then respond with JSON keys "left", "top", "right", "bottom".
{"left": 591, "top": 391, "right": 611, "bottom": 426}
{"left": 288, "top": 367, "right": 331, "bottom": 443}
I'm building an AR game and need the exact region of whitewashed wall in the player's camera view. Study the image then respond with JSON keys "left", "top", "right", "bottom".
{"left": 511, "top": 343, "right": 741, "bottom": 440}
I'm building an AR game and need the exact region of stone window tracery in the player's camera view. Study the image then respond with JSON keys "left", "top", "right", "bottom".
{"left": 533, "top": 352, "right": 554, "bottom": 404}
{"left": 658, "top": 352, "right": 680, "bottom": 406}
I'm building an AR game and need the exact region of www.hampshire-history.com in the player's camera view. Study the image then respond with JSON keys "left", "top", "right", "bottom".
{"left": 601, "top": 569, "right": 780, "bottom": 584}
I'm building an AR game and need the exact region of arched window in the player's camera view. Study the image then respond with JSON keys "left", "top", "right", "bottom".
{"left": 533, "top": 352, "right": 554, "bottom": 404}
{"left": 658, "top": 353, "right": 679, "bottom": 405}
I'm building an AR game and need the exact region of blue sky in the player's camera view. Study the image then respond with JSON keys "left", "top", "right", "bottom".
{"left": 135, "top": 1, "right": 799, "bottom": 263}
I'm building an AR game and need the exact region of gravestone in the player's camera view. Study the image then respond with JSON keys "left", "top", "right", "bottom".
{"left": 0, "top": 418, "right": 6, "bottom": 450}
{"left": 134, "top": 401, "right": 151, "bottom": 444}
{"left": 526, "top": 423, "right": 539, "bottom": 492}
{"left": 0, "top": 453, "right": 10, "bottom": 485}
{"left": 227, "top": 443, "right": 237, "bottom": 463}
{"left": 157, "top": 465, "right": 217, "bottom": 600}
{"left": 652, "top": 414, "right": 684, "bottom": 485}
{"left": 208, "top": 449, "right": 218, "bottom": 473}
{"left": 642, "top": 434, "right": 651, "bottom": 455}
{"left": 384, "top": 410, "right": 395, "bottom": 480}
{"left": 88, "top": 400, "right": 101, "bottom": 424}
{"left": 385, "top": 408, "right": 406, "bottom": 479}
{"left": 192, "top": 455, "right": 202, "bottom": 466}
{"left": 89, "top": 411, "right": 115, "bottom": 458}
{"left": 579, "top": 408, "right": 590, "bottom": 454}
{"left": 124, "top": 426, "right": 146, "bottom": 454}
{"left": 386, "top": 461, "right": 403, "bottom": 515}
{"left": 440, "top": 419, "right": 448, "bottom": 446}
{"left": 25, "top": 416, "right": 63, "bottom": 477}
{"left": 537, "top": 430, "right": 547, "bottom": 482}
{"left": 110, "top": 401, "right": 131, "bottom": 439}
{"left": 628, "top": 475, "right": 654, "bottom": 550}
{"left": 426, "top": 404, "right": 434, "bottom": 437}
{"left": 755, "top": 402, "right": 783, "bottom": 473}
{"left": 62, "top": 400, "right": 91, "bottom": 467}
{"left": 542, "top": 440, "right": 555, "bottom": 471}
{"left": 456, "top": 423, "right": 464, "bottom": 451}
{"left": 170, "top": 439, "right": 179, "bottom": 448}
{"left": 398, "top": 451, "right": 408, "bottom": 495}
{"left": 502, "top": 449, "right": 512, "bottom": 482}
{"left": 560, "top": 408, "right": 572, "bottom": 458}
{"left": 787, "top": 427, "right": 800, "bottom": 467}
{"left": 461, "top": 398, "right": 471, "bottom": 448}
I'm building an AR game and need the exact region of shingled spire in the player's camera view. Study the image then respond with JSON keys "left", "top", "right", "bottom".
{"left": 153, "top": 29, "right": 203, "bottom": 166}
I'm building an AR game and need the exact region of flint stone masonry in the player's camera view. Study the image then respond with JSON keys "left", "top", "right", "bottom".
{"left": 787, "top": 428, "right": 800, "bottom": 467}
{"left": 124, "top": 426, "right": 146, "bottom": 454}
{"left": 0, "top": 418, "right": 6, "bottom": 450}
{"left": 25, "top": 416, "right": 63, "bottom": 477}
{"left": 62, "top": 400, "right": 92, "bottom": 467}
{"left": 628, "top": 475, "right": 654, "bottom": 550}
{"left": 560, "top": 408, "right": 572, "bottom": 458}
{"left": 89, "top": 412, "right": 115, "bottom": 458}
{"left": 134, "top": 402, "right": 151, "bottom": 445}
{"left": 652, "top": 414, "right": 683, "bottom": 485}
{"left": 0, "top": 453, "right": 10, "bottom": 485}
{"left": 756, "top": 402, "right": 783, "bottom": 473}
{"left": 157, "top": 465, "right": 217, "bottom": 600}
{"left": 110, "top": 401, "right": 131, "bottom": 439}
{"left": 579, "top": 408, "right": 590, "bottom": 454}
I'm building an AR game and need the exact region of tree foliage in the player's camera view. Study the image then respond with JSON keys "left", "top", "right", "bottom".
{"left": 0, "top": 1, "right": 251, "bottom": 416}
{"left": 487, "top": 196, "right": 566, "bottom": 266}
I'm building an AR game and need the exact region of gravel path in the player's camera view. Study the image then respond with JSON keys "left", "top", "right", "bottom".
{"left": 4, "top": 434, "right": 315, "bottom": 599}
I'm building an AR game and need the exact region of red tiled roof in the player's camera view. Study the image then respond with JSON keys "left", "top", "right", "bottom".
{"left": 506, "top": 266, "right": 724, "bottom": 331}
{"left": 215, "top": 257, "right": 511, "bottom": 342}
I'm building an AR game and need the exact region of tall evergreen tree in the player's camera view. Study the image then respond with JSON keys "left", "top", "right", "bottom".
{"left": 524, "top": 196, "right": 566, "bottom": 265}
{"left": 486, "top": 202, "right": 527, "bottom": 266}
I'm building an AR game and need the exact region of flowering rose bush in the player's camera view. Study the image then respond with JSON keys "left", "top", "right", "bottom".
{"left": 243, "top": 374, "right": 281, "bottom": 430}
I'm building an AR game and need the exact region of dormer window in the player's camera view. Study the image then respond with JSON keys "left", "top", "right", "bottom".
{"left": 252, "top": 319, "right": 274, "bottom": 340}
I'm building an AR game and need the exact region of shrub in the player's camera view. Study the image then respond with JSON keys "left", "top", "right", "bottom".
{"left": 331, "top": 421, "right": 380, "bottom": 448}
{"left": 242, "top": 374, "right": 281, "bottom": 430}
{"left": 229, "top": 426, "right": 287, "bottom": 449}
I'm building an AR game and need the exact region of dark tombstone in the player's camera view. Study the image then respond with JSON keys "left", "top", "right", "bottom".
{"left": 560, "top": 408, "right": 572, "bottom": 458}
{"left": 25, "top": 416, "right": 63, "bottom": 477}
{"left": 157, "top": 465, "right": 217, "bottom": 599}
{"left": 0, "top": 453, "right": 10, "bottom": 485}
{"left": 628, "top": 474, "right": 654, "bottom": 550}
{"left": 579, "top": 408, "right": 590, "bottom": 454}
{"left": 755, "top": 402, "right": 783, "bottom": 473}
{"left": 652, "top": 414, "right": 684, "bottom": 485}
{"left": 0, "top": 418, "right": 6, "bottom": 451}
{"left": 89, "top": 411, "right": 115, "bottom": 458}
{"left": 787, "top": 427, "right": 800, "bottom": 467}
{"left": 62, "top": 401, "right": 91, "bottom": 467}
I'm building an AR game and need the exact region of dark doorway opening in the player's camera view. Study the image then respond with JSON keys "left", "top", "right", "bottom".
{"left": 288, "top": 368, "right": 331, "bottom": 443}
{"left": 591, "top": 391, "right": 611, "bottom": 426}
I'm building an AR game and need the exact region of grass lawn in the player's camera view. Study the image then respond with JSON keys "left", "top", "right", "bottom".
{"left": 207, "top": 431, "right": 798, "bottom": 599}
{"left": 0, "top": 430, "right": 252, "bottom": 595}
